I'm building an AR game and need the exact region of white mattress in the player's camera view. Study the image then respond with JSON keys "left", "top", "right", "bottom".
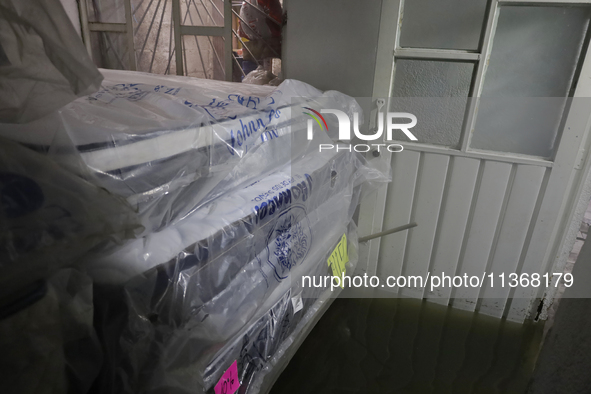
{"left": 83, "top": 149, "right": 358, "bottom": 285}
{"left": 109, "top": 181, "right": 360, "bottom": 394}
{"left": 0, "top": 69, "right": 360, "bottom": 235}
{"left": 1, "top": 69, "right": 385, "bottom": 394}
{"left": 0, "top": 70, "right": 364, "bottom": 299}
{"left": 87, "top": 145, "right": 367, "bottom": 394}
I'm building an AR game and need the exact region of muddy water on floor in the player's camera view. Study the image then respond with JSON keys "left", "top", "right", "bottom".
{"left": 270, "top": 297, "right": 544, "bottom": 394}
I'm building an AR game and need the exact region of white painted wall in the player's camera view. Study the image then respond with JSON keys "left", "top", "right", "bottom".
{"left": 282, "top": 0, "right": 382, "bottom": 99}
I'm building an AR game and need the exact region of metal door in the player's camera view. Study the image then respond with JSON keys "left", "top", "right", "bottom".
{"left": 358, "top": 0, "right": 591, "bottom": 322}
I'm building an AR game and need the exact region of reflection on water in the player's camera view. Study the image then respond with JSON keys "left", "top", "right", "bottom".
{"left": 271, "top": 297, "right": 543, "bottom": 394}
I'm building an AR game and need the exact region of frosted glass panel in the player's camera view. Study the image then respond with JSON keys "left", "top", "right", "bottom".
{"left": 471, "top": 6, "right": 591, "bottom": 158}
{"left": 400, "top": 0, "right": 488, "bottom": 50}
{"left": 392, "top": 60, "right": 474, "bottom": 148}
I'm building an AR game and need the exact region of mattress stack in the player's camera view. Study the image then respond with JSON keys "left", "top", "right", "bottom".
{"left": 90, "top": 150, "right": 365, "bottom": 393}
{"left": 0, "top": 70, "right": 384, "bottom": 393}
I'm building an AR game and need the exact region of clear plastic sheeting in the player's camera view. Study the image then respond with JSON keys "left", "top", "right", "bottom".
{"left": 96, "top": 193, "right": 361, "bottom": 393}
{"left": 0, "top": 269, "right": 102, "bottom": 394}
{"left": 0, "top": 69, "right": 373, "bottom": 292}
{"left": 0, "top": 138, "right": 139, "bottom": 299}
{"left": 83, "top": 150, "right": 361, "bottom": 284}
{"left": 0, "top": 68, "right": 387, "bottom": 393}
{"left": 0, "top": 69, "right": 363, "bottom": 235}
{"left": 0, "top": 0, "right": 103, "bottom": 123}
{"left": 245, "top": 250, "right": 357, "bottom": 394}
{"left": 243, "top": 66, "right": 278, "bottom": 85}
{"left": 221, "top": 224, "right": 359, "bottom": 394}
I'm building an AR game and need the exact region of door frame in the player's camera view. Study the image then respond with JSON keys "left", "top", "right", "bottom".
{"left": 78, "top": 0, "right": 234, "bottom": 81}
{"left": 358, "top": 0, "right": 591, "bottom": 321}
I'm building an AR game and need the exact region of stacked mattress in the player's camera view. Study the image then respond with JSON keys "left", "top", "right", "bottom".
{"left": 92, "top": 148, "right": 364, "bottom": 393}
{"left": 0, "top": 69, "right": 385, "bottom": 393}
{"left": 0, "top": 69, "right": 359, "bottom": 296}
{"left": 0, "top": 70, "right": 356, "bottom": 232}
{"left": 0, "top": 70, "right": 358, "bottom": 292}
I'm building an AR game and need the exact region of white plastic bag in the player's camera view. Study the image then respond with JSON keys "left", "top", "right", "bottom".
{"left": 243, "top": 66, "right": 276, "bottom": 85}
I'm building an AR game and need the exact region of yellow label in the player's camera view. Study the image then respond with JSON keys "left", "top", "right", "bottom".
{"left": 327, "top": 234, "right": 349, "bottom": 288}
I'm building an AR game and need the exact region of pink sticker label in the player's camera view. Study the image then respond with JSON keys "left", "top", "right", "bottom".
{"left": 214, "top": 360, "right": 240, "bottom": 394}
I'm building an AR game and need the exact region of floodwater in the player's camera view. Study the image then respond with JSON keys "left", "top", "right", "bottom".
{"left": 270, "top": 297, "right": 544, "bottom": 394}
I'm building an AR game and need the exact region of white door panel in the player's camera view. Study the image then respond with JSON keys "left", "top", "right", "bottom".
{"left": 479, "top": 165, "right": 546, "bottom": 318}
{"left": 426, "top": 156, "right": 480, "bottom": 305}
{"left": 376, "top": 150, "right": 420, "bottom": 287}
{"left": 399, "top": 153, "right": 449, "bottom": 299}
{"left": 361, "top": 0, "right": 591, "bottom": 321}
{"left": 451, "top": 161, "right": 512, "bottom": 312}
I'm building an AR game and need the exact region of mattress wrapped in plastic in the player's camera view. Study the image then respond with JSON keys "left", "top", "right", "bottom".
{"left": 1, "top": 67, "right": 387, "bottom": 393}
{"left": 83, "top": 149, "right": 361, "bottom": 285}
{"left": 0, "top": 69, "right": 362, "bottom": 297}
{"left": 89, "top": 147, "right": 370, "bottom": 393}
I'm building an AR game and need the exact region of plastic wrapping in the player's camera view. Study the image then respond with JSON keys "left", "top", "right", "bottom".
{"left": 215, "top": 222, "right": 359, "bottom": 394}
{"left": 90, "top": 150, "right": 369, "bottom": 393}
{"left": 83, "top": 149, "right": 360, "bottom": 284}
{"left": 0, "top": 269, "right": 102, "bottom": 394}
{"left": 1, "top": 69, "right": 364, "bottom": 232}
{"left": 247, "top": 229, "right": 358, "bottom": 394}
{"left": 0, "top": 0, "right": 103, "bottom": 123}
{"left": 0, "top": 138, "right": 139, "bottom": 298}
{"left": 0, "top": 69, "right": 378, "bottom": 292}
{"left": 243, "top": 66, "right": 277, "bottom": 85}
{"left": 0, "top": 68, "right": 389, "bottom": 393}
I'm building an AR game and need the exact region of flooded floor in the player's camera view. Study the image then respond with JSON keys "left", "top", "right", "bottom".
{"left": 270, "top": 297, "right": 544, "bottom": 394}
